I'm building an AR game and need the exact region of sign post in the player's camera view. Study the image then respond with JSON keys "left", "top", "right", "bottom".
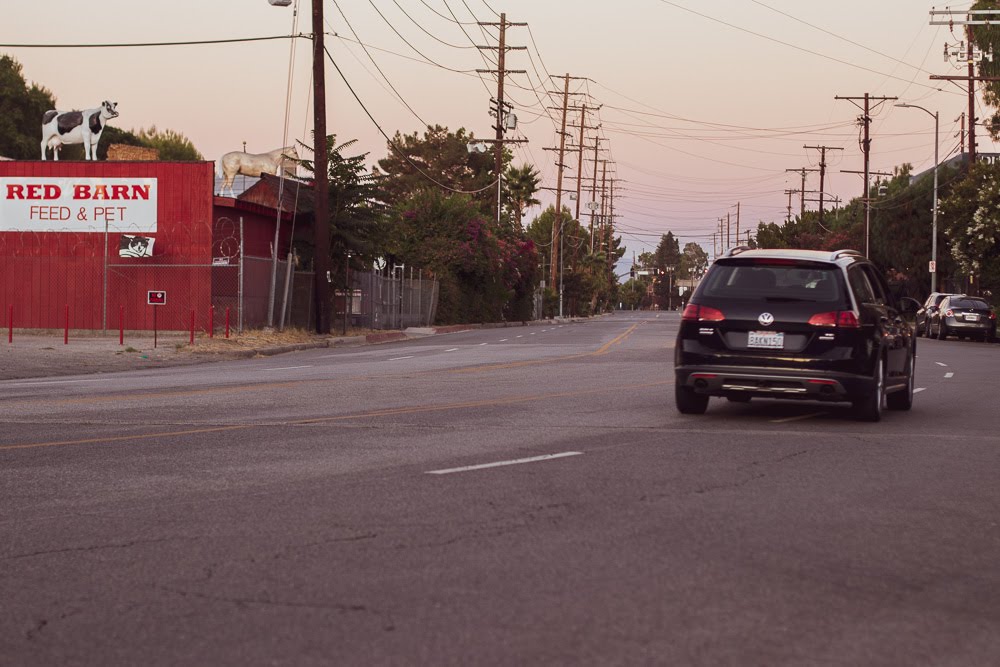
{"left": 147, "top": 290, "right": 166, "bottom": 348}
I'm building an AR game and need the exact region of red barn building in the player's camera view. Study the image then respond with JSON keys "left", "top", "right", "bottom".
{"left": 0, "top": 161, "right": 308, "bottom": 333}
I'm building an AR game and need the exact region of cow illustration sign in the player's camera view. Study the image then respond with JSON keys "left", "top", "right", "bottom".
{"left": 0, "top": 177, "right": 158, "bottom": 232}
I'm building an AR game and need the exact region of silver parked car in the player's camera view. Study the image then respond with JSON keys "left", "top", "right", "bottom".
{"left": 929, "top": 295, "right": 997, "bottom": 342}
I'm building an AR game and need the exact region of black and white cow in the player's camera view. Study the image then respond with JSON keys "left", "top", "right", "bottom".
{"left": 40, "top": 101, "right": 119, "bottom": 160}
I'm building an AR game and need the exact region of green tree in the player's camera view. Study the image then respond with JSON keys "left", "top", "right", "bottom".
{"left": 0, "top": 54, "right": 56, "bottom": 159}
{"left": 297, "top": 136, "right": 387, "bottom": 277}
{"left": 376, "top": 125, "right": 496, "bottom": 213}
{"left": 938, "top": 161, "right": 1000, "bottom": 298}
{"left": 505, "top": 163, "right": 541, "bottom": 225}
{"left": 394, "top": 188, "right": 537, "bottom": 323}
{"left": 135, "top": 126, "right": 203, "bottom": 161}
{"left": 678, "top": 242, "right": 709, "bottom": 279}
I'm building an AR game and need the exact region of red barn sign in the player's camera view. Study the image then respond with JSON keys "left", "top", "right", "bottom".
{"left": 0, "top": 177, "right": 158, "bottom": 231}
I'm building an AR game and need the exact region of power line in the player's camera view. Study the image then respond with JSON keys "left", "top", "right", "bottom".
{"left": 324, "top": 46, "right": 498, "bottom": 195}
{"left": 0, "top": 35, "right": 301, "bottom": 48}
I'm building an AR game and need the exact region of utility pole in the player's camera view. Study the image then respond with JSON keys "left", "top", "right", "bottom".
{"left": 476, "top": 14, "right": 527, "bottom": 225}
{"left": 600, "top": 160, "right": 609, "bottom": 256}
{"left": 785, "top": 167, "right": 819, "bottom": 219}
{"left": 930, "top": 8, "right": 1000, "bottom": 166}
{"left": 586, "top": 138, "right": 608, "bottom": 252}
{"left": 835, "top": 93, "right": 897, "bottom": 255}
{"left": 735, "top": 202, "right": 740, "bottom": 244}
{"left": 566, "top": 105, "right": 600, "bottom": 222}
{"left": 608, "top": 177, "right": 617, "bottom": 277}
{"left": 726, "top": 212, "right": 731, "bottom": 249}
{"left": 803, "top": 145, "right": 844, "bottom": 228}
{"left": 784, "top": 189, "right": 797, "bottom": 222}
{"left": 311, "top": 0, "right": 330, "bottom": 334}
{"left": 956, "top": 112, "right": 966, "bottom": 154}
{"left": 544, "top": 74, "right": 587, "bottom": 316}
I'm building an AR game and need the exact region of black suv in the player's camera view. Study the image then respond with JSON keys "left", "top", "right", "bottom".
{"left": 674, "top": 248, "right": 918, "bottom": 421}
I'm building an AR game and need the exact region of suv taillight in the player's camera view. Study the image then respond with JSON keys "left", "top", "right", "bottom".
{"left": 682, "top": 304, "right": 725, "bottom": 322}
{"left": 808, "top": 310, "right": 859, "bottom": 328}
{"left": 945, "top": 309, "right": 954, "bottom": 317}
{"left": 991, "top": 311, "right": 997, "bottom": 320}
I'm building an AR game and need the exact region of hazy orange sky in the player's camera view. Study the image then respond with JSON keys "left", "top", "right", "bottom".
{"left": 3, "top": 0, "right": 992, "bottom": 275}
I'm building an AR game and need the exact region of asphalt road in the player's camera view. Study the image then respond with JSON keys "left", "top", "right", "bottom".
{"left": 2, "top": 312, "right": 998, "bottom": 666}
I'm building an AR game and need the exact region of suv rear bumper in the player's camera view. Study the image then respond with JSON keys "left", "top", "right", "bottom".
{"left": 675, "top": 365, "right": 874, "bottom": 402}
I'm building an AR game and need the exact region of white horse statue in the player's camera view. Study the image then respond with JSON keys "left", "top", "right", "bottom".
{"left": 216, "top": 146, "right": 299, "bottom": 197}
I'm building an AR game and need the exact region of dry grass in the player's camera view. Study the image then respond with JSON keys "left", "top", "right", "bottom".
{"left": 182, "top": 326, "right": 377, "bottom": 354}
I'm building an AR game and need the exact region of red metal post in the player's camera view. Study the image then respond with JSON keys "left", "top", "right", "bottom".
{"left": 8, "top": 305, "right": 12, "bottom": 343}
{"left": 189, "top": 309, "right": 195, "bottom": 345}
{"left": 209, "top": 305, "right": 215, "bottom": 338}
{"left": 64, "top": 304, "right": 69, "bottom": 345}
{"left": 119, "top": 305, "right": 124, "bottom": 345}
{"left": 225, "top": 307, "right": 231, "bottom": 339}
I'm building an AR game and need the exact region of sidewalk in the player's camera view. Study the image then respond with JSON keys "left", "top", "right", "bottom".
{"left": 0, "top": 319, "right": 581, "bottom": 381}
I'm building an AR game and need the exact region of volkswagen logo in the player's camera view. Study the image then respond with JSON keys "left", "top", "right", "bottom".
{"left": 758, "top": 312, "right": 774, "bottom": 326}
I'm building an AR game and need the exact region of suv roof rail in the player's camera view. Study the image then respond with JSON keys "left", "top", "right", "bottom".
{"left": 830, "top": 248, "right": 862, "bottom": 261}
{"left": 723, "top": 245, "right": 752, "bottom": 258}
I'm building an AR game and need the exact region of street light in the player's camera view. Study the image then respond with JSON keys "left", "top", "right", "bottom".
{"left": 896, "top": 103, "right": 939, "bottom": 292}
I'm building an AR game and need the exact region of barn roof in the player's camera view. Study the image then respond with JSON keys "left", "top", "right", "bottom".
{"left": 237, "top": 173, "right": 314, "bottom": 214}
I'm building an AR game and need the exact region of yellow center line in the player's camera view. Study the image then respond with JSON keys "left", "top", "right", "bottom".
{"left": 6, "top": 322, "right": 647, "bottom": 405}
{"left": 0, "top": 379, "right": 674, "bottom": 452}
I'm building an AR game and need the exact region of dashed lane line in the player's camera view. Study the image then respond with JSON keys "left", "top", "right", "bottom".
{"left": 944, "top": 372, "right": 954, "bottom": 379}
{"left": 914, "top": 388, "right": 927, "bottom": 393}
{"left": 427, "top": 451, "right": 582, "bottom": 475}
{"left": 260, "top": 365, "right": 313, "bottom": 372}
{"left": 9, "top": 378, "right": 114, "bottom": 387}
{"left": 388, "top": 356, "right": 414, "bottom": 361}
{"left": 936, "top": 362, "right": 948, "bottom": 367}
{"left": 445, "top": 348, "right": 459, "bottom": 352}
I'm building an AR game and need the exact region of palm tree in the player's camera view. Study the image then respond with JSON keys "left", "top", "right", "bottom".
{"left": 505, "top": 164, "right": 541, "bottom": 223}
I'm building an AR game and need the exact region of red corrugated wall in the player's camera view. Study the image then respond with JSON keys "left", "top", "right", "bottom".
{"left": 0, "top": 161, "right": 214, "bottom": 331}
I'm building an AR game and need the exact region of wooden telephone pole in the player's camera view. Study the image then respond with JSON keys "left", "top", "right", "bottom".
{"left": 835, "top": 93, "right": 897, "bottom": 255}
{"left": 476, "top": 14, "right": 528, "bottom": 225}
{"left": 803, "top": 145, "right": 844, "bottom": 227}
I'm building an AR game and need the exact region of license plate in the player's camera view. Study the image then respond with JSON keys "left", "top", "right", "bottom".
{"left": 748, "top": 331, "right": 784, "bottom": 349}
{"left": 964, "top": 314, "right": 979, "bottom": 322}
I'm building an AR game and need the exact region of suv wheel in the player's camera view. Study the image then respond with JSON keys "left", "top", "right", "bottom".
{"left": 675, "top": 384, "right": 709, "bottom": 414}
{"left": 854, "top": 357, "right": 885, "bottom": 422}
{"left": 886, "top": 352, "right": 914, "bottom": 411}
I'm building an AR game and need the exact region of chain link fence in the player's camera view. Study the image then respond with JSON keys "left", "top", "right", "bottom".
{"left": 2, "top": 218, "right": 438, "bottom": 333}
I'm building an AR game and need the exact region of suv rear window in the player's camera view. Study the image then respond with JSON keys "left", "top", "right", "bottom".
{"left": 951, "top": 298, "right": 989, "bottom": 309}
{"left": 700, "top": 261, "right": 843, "bottom": 303}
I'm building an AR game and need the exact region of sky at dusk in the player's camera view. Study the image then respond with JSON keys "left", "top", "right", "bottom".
{"left": 3, "top": 0, "right": 992, "bottom": 276}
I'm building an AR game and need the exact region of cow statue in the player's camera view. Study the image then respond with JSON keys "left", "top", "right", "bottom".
{"left": 40, "top": 101, "right": 119, "bottom": 161}
{"left": 216, "top": 146, "right": 299, "bottom": 197}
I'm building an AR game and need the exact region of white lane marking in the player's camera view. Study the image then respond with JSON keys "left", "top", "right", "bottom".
{"left": 936, "top": 362, "right": 947, "bottom": 367}
{"left": 944, "top": 372, "right": 954, "bottom": 379}
{"left": 530, "top": 333, "right": 536, "bottom": 336}
{"left": 260, "top": 365, "right": 312, "bottom": 371}
{"left": 9, "top": 377, "right": 113, "bottom": 387}
{"left": 388, "top": 356, "right": 414, "bottom": 361}
{"left": 516, "top": 335, "right": 523, "bottom": 339}
{"left": 445, "top": 348, "right": 459, "bottom": 352}
{"left": 499, "top": 339, "right": 508, "bottom": 342}
{"left": 479, "top": 342, "right": 488, "bottom": 346}
{"left": 427, "top": 451, "right": 582, "bottom": 475}
{"left": 914, "top": 387, "right": 927, "bottom": 393}
{"left": 771, "top": 411, "right": 826, "bottom": 424}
